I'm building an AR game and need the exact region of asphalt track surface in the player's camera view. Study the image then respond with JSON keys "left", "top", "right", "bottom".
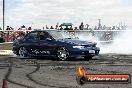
{"left": 0, "top": 54, "right": 132, "bottom": 88}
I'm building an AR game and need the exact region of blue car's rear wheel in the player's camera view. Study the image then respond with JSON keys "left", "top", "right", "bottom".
{"left": 18, "top": 47, "right": 28, "bottom": 59}
{"left": 57, "top": 47, "right": 69, "bottom": 61}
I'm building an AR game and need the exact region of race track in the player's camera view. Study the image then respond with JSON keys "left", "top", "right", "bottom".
{"left": 0, "top": 54, "right": 132, "bottom": 88}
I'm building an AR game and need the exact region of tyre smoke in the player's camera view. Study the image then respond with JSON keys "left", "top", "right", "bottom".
{"left": 76, "top": 28, "right": 132, "bottom": 54}
{"left": 100, "top": 29, "right": 132, "bottom": 54}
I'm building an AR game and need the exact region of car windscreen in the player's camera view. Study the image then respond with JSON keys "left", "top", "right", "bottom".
{"left": 46, "top": 30, "right": 74, "bottom": 40}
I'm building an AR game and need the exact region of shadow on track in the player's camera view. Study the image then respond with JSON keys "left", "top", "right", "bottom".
{"left": 19, "top": 56, "right": 99, "bottom": 62}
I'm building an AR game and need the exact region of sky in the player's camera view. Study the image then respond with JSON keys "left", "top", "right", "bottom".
{"left": 0, "top": 0, "right": 132, "bottom": 29}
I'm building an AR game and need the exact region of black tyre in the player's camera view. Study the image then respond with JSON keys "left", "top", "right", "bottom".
{"left": 18, "top": 47, "right": 28, "bottom": 59}
{"left": 57, "top": 47, "right": 69, "bottom": 61}
{"left": 84, "top": 56, "right": 93, "bottom": 60}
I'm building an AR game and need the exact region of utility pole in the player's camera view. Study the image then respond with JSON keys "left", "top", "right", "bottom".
{"left": 3, "top": 0, "right": 5, "bottom": 30}
{"left": 98, "top": 19, "right": 101, "bottom": 30}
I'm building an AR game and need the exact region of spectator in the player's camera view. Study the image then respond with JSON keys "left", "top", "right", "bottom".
{"left": 21, "top": 25, "right": 26, "bottom": 28}
{"left": 55, "top": 22, "right": 59, "bottom": 29}
{"left": 74, "top": 27, "right": 78, "bottom": 30}
{"left": 18, "top": 28, "right": 21, "bottom": 30}
{"left": 17, "top": 32, "right": 25, "bottom": 39}
{"left": 6, "top": 26, "right": 10, "bottom": 30}
{"left": 94, "top": 26, "right": 97, "bottom": 30}
{"left": 112, "top": 26, "right": 115, "bottom": 30}
{"left": 69, "top": 26, "right": 73, "bottom": 30}
{"left": 59, "top": 26, "right": 63, "bottom": 30}
{"left": 50, "top": 26, "right": 54, "bottom": 29}
{"left": 79, "top": 22, "right": 84, "bottom": 30}
{"left": 64, "top": 26, "right": 69, "bottom": 30}
{"left": 28, "top": 27, "right": 32, "bottom": 30}
{"left": 86, "top": 24, "right": 89, "bottom": 30}
{"left": 102, "top": 25, "right": 106, "bottom": 30}
{"left": 21, "top": 25, "right": 27, "bottom": 31}
{"left": 10, "top": 27, "right": 14, "bottom": 30}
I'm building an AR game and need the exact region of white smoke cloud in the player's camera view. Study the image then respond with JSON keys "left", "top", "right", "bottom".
{"left": 100, "top": 28, "right": 132, "bottom": 54}
{"left": 75, "top": 32, "right": 99, "bottom": 42}
{"left": 76, "top": 28, "right": 132, "bottom": 54}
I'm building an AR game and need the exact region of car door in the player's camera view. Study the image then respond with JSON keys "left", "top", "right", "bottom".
{"left": 25, "top": 31, "right": 40, "bottom": 55}
{"left": 37, "top": 31, "right": 54, "bottom": 56}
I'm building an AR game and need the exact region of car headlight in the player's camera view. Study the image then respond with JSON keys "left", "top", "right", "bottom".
{"left": 73, "top": 46, "right": 85, "bottom": 49}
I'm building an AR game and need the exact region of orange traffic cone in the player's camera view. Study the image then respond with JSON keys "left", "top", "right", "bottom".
{"left": 2, "top": 79, "right": 8, "bottom": 88}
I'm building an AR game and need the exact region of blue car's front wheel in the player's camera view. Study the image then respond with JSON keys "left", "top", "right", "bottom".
{"left": 84, "top": 56, "right": 93, "bottom": 60}
{"left": 57, "top": 47, "right": 69, "bottom": 61}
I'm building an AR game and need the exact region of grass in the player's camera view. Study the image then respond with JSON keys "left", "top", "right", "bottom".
{"left": 0, "top": 43, "right": 13, "bottom": 50}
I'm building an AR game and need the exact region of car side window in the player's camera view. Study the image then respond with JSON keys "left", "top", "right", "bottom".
{"left": 26, "top": 32, "right": 38, "bottom": 40}
{"left": 37, "top": 32, "right": 50, "bottom": 40}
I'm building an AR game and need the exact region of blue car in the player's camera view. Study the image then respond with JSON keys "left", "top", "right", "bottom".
{"left": 13, "top": 30, "right": 100, "bottom": 60}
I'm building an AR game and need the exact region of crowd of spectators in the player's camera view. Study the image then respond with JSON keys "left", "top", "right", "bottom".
{"left": 0, "top": 22, "right": 127, "bottom": 42}
{"left": 43, "top": 22, "right": 126, "bottom": 41}
{"left": 44, "top": 22, "right": 126, "bottom": 31}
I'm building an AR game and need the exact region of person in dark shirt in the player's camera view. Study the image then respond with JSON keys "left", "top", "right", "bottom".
{"left": 59, "top": 26, "right": 63, "bottom": 30}
{"left": 64, "top": 26, "right": 70, "bottom": 30}
{"left": 79, "top": 22, "right": 84, "bottom": 30}
{"left": 50, "top": 26, "right": 54, "bottom": 29}
{"left": 69, "top": 26, "right": 73, "bottom": 30}
{"left": 6, "top": 26, "right": 10, "bottom": 30}
{"left": 74, "top": 27, "right": 78, "bottom": 30}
